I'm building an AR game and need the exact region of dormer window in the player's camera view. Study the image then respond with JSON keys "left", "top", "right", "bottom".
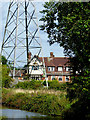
{"left": 58, "top": 67, "right": 63, "bottom": 71}
{"left": 51, "top": 67, "right": 55, "bottom": 71}
{"left": 32, "top": 66, "right": 39, "bottom": 70}
{"left": 66, "top": 67, "right": 70, "bottom": 71}
{"left": 48, "top": 67, "right": 55, "bottom": 71}
{"left": 48, "top": 67, "right": 51, "bottom": 71}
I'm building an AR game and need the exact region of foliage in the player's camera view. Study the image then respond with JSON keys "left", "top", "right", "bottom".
{"left": 0, "top": 55, "right": 2, "bottom": 89}
{"left": 2, "top": 65, "right": 13, "bottom": 88}
{"left": 0, "top": 116, "right": 8, "bottom": 120}
{"left": 47, "top": 80, "right": 67, "bottom": 91}
{"left": 40, "top": 2, "right": 90, "bottom": 119}
{"left": 2, "top": 88, "right": 71, "bottom": 116}
{"left": 1, "top": 56, "right": 7, "bottom": 65}
{"left": 40, "top": 2, "right": 90, "bottom": 74}
{"left": 15, "top": 80, "right": 43, "bottom": 89}
{"left": 65, "top": 70, "right": 90, "bottom": 119}
{"left": 15, "top": 80, "right": 67, "bottom": 91}
{"left": 67, "top": 70, "right": 90, "bottom": 100}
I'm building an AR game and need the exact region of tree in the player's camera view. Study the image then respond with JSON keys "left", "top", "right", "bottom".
{"left": 1, "top": 56, "right": 7, "bottom": 65}
{"left": 2, "top": 65, "right": 13, "bottom": 88}
{"left": 0, "top": 55, "right": 13, "bottom": 88}
{"left": 40, "top": 2, "right": 90, "bottom": 75}
{"left": 40, "top": 2, "right": 90, "bottom": 119}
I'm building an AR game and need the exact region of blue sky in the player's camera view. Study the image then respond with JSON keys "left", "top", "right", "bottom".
{"left": 0, "top": 1, "right": 64, "bottom": 58}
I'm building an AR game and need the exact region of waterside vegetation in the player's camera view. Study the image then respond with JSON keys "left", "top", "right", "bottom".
{"left": 2, "top": 88, "right": 71, "bottom": 117}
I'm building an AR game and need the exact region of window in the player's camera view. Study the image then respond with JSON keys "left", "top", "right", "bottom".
{"left": 32, "top": 66, "right": 39, "bottom": 70}
{"left": 36, "top": 77, "right": 39, "bottom": 80}
{"left": 48, "top": 67, "right": 55, "bottom": 71}
{"left": 52, "top": 76, "right": 55, "bottom": 80}
{"left": 58, "top": 76, "right": 62, "bottom": 81}
{"left": 66, "top": 67, "right": 70, "bottom": 71}
{"left": 58, "top": 67, "right": 63, "bottom": 71}
{"left": 32, "top": 77, "right": 35, "bottom": 80}
{"left": 65, "top": 76, "right": 69, "bottom": 81}
{"left": 48, "top": 67, "right": 51, "bottom": 71}
{"left": 51, "top": 67, "right": 55, "bottom": 71}
{"left": 32, "top": 77, "right": 39, "bottom": 80}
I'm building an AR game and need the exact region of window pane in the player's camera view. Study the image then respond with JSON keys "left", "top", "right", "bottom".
{"left": 66, "top": 67, "right": 69, "bottom": 71}
{"left": 51, "top": 67, "right": 55, "bottom": 71}
{"left": 48, "top": 67, "right": 50, "bottom": 71}
{"left": 32, "top": 66, "right": 39, "bottom": 70}
{"left": 65, "top": 76, "right": 69, "bottom": 81}
{"left": 58, "top": 76, "right": 62, "bottom": 81}
{"left": 52, "top": 76, "right": 55, "bottom": 80}
{"left": 48, "top": 67, "right": 55, "bottom": 71}
{"left": 58, "top": 67, "right": 62, "bottom": 71}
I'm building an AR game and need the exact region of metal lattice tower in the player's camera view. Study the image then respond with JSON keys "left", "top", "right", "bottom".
{"left": 1, "top": 0, "right": 44, "bottom": 79}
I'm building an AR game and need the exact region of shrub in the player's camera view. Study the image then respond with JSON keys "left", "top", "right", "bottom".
{"left": 48, "top": 80, "right": 67, "bottom": 91}
{"left": 15, "top": 80, "right": 67, "bottom": 91}
{"left": 2, "top": 65, "right": 13, "bottom": 88}
{"left": 15, "top": 80, "right": 43, "bottom": 89}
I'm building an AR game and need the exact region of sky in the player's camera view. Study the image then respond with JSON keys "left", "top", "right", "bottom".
{"left": 0, "top": 0, "right": 64, "bottom": 59}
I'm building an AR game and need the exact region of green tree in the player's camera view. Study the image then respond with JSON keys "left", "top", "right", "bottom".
{"left": 1, "top": 56, "right": 7, "bottom": 65}
{"left": 40, "top": 2, "right": 90, "bottom": 74}
{"left": 0, "top": 55, "right": 12, "bottom": 88}
{"left": 40, "top": 2, "right": 90, "bottom": 119}
{"left": 2, "top": 65, "right": 13, "bottom": 88}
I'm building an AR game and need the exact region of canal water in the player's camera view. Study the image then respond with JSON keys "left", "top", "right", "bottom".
{"left": 0, "top": 107, "right": 46, "bottom": 119}
{"left": 0, "top": 107, "right": 62, "bottom": 120}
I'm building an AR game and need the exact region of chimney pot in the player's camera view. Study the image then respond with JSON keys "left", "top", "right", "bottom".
{"left": 50, "top": 52, "right": 54, "bottom": 57}
{"left": 28, "top": 52, "right": 31, "bottom": 60}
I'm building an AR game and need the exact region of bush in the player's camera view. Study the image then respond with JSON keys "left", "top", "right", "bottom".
{"left": 15, "top": 80, "right": 67, "bottom": 91}
{"left": 15, "top": 80, "right": 43, "bottom": 89}
{"left": 2, "top": 65, "right": 13, "bottom": 88}
{"left": 48, "top": 80, "right": 67, "bottom": 91}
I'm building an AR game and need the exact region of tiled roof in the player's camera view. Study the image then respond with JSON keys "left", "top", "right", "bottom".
{"left": 39, "top": 57, "right": 69, "bottom": 73}
{"left": 39, "top": 57, "right": 69, "bottom": 67}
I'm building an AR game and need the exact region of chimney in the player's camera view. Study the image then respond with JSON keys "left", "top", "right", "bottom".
{"left": 50, "top": 52, "right": 54, "bottom": 58}
{"left": 28, "top": 52, "right": 31, "bottom": 60}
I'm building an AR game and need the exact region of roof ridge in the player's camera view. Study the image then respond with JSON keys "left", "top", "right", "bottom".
{"left": 39, "top": 57, "right": 69, "bottom": 59}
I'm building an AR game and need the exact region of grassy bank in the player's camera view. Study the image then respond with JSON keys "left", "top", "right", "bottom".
{"left": 2, "top": 88, "right": 71, "bottom": 117}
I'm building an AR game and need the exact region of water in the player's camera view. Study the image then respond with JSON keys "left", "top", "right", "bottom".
{"left": 0, "top": 107, "right": 62, "bottom": 120}
{"left": 0, "top": 107, "right": 47, "bottom": 119}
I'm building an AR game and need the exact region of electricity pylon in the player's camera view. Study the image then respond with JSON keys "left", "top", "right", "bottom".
{"left": 1, "top": 0, "right": 43, "bottom": 79}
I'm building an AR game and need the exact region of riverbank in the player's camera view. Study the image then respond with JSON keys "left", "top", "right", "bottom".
{"left": 2, "top": 88, "right": 71, "bottom": 118}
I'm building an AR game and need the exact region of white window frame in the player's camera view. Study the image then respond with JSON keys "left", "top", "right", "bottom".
{"left": 66, "top": 67, "right": 70, "bottom": 71}
{"left": 51, "top": 67, "right": 55, "bottom": 71}
{"left": 48, "top": 67, "right": 51, "bottom": 71}
{"left": 58, "top": 76, "right": 62, "bottom": 81}
{"left": 58, "top": 67, "right": 63, "bottom": 71}
{"left": 32, "top": 66, "right": 39, "bottom": 70}
{"left": 51, "top": 76, "right": 55, "bottom": 80}
{"left": 65, "top": 76, "right": 69, "bottom": 81}
{"left": 48, "top": 67, "right": 55, "bottom": 71}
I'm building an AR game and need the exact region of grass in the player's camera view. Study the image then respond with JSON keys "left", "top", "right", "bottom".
{"left": 14, "top": 88, "right": 66, "bottom": 95}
